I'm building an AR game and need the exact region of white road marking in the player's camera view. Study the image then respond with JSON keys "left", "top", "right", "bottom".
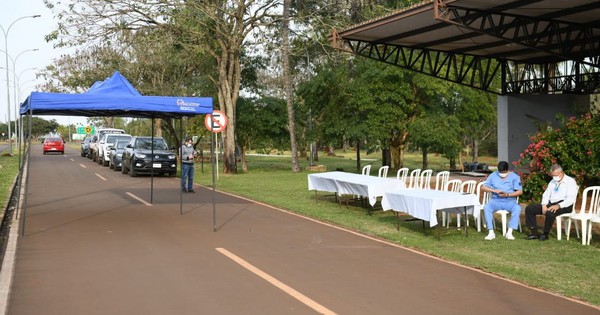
{"left": 79, "top": 164, "right": 87, "bottom": 168}
{"left": 125, "top": 192, "right": 152, "bottom": 207}
{"left": 95, "top": 173, "right": 107, "bottom": 181}
{"left": 216, "top": 247, "right": 337, "bottom": 315}
{"left": 69, "top": 158, "right": 74, "bottom": 161}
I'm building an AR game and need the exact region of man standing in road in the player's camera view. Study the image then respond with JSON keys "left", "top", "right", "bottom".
{"left": 181, "top": 137, "right": 196, "bottom": 193}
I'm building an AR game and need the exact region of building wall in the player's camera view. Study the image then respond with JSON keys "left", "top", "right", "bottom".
{"left": 497, "top": 94, "right": 590, "bottom": 165}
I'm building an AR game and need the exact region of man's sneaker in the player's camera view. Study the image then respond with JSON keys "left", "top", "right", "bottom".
{"left": 182, "top": 189, "right": 187, "bottom": 193}
{"left": 188, "top": 189, "right": 195, "bottom": 193}
{"left": 485, "top": 231, "right": 496, "bottom": 240}
{"left": 505, "top": 233, "right": 515, "bottom": 240}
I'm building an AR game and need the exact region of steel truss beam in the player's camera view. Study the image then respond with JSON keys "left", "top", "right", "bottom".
{"left": 333, "top": 35, "right": 600, "bottom": 95}
{"left": 433, "top": 0, "right": 600, "bottom": 68}
{"left": 331, "top": 0, "right": 600, "bottom": 95}
{"left": 336, "top": 38, "right": 504, "bottom": 94}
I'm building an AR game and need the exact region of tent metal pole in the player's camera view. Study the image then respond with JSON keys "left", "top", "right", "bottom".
{"left": 179, "top": 116, "right": 183, "bottom": 215}
{"left": 20, "top": 112, "right": 32, "bottom": 237}
{"left": 211, "top": 130, "right": 216, "bottom": 232}
{"left": 15, "top": 114, "right": 24, "bottom": 219}
{"left": 150, "top": 117, "right": 154, "bottom": 204}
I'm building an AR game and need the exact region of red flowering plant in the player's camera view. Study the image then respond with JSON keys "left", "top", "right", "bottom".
{"left": 514, "top": 113, "right": 600, "bottom": 203}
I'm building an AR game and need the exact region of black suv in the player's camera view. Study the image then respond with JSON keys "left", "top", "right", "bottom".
{"left": 121, "top": 136, "right": 177, "bottom": 177}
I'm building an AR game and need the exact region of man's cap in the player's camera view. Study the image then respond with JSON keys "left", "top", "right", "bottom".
{"left": 498, "top": 161, "right": 509, "bottom": 172}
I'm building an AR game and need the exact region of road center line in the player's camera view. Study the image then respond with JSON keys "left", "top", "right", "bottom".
{"left": 125, "top": 192, "right": 152, "bottom": 207}
{"left": 79, "top": 164, "right": 87, "bottom": 168}
{"left": 216, "top": 247, "right": 337, "bottom": 315}
{"left": 95, "top": 173, "right": 107, "bottom": 181}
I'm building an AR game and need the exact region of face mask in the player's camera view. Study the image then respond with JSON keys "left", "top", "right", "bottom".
{"left": 499, "top": 172, "right": 508, "bottom": 178}
{"left": 553, "top": 176, "right": 561, "bottom": 182}
{"left": 187, "top": 143, "right": 192, "bottom": 147}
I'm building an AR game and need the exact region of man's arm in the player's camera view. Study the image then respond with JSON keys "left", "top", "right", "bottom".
{"left": 559, "top": 178, "right": 578, "bottom": 209}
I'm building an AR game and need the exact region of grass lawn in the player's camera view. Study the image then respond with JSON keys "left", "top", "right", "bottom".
{"left": 195, "top": 151, "right": 600, "bottom": 306}
{"left": 0, "top": 153, "right": 19, "bottom": 217}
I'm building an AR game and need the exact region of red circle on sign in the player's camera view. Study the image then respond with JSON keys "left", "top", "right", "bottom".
{"left": 204, "top": 110, "right": 228, "bottom": 133}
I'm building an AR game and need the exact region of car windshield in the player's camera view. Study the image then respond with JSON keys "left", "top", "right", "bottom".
{"left": 116, "top": 141, "right": 128, "bottom": 149}
{"left": 135, "top": 138, "right": 168, "bottom": 150}
{"left": 45, "top": 138, "right": 62, "bottom": 143}
{"left": 107, "top": 135, "right": 130, "bottom": 143}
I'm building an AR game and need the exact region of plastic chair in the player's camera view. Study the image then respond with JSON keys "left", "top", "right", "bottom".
{"left": 455, "top": 180, "right": 476, "bottom": 227}
{"left": 567, "top": 186, "right": 600, "bottom": 245}
{"left": 418, "top": 169, "right": 433, "bottom": 189}
{"left": 443, "top": 179, "right": 462, "bottom": 227}
{"left": 434, "top": 171, "right": 450, "bottom": 191}
{"left": 587, "top": 214, "right": 600, "bottom": 245}
{"left": 493, "top": 197, "right": 521, "bottom": 236}
{"left": 556, "top": 185, "right": 581, "bottom": 241}
{"left": 362, "top": 165, "right": 372, "bottom": 176}
{"left": 408, "top": 169, "right": 421, "bottom": 188}
{"left": 475, "top": 181, "right": 492, "bottom": 232}
{"left": 378, "top": 166, "right": 389, "bottom": 178}
{"left": 396, "top": 167, "right": 409, "bottom": 184}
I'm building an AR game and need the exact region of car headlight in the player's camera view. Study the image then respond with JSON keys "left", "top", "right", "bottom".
{"left": 168, "top": 155, "right": 176, "bottom": 159}
{"left": 135, "top": 153, "right": 146, "bottom": 158}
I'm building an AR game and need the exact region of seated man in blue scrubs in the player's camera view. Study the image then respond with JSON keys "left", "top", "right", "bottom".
{"left": 481, "top": 161, "right": 523, "bottom": 240}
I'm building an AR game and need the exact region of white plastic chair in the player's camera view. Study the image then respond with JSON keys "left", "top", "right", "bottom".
{"left": 408, "top": 169, "right": 421, "bottom": 188}
{"left": 443, "top": 179, "right": 462, "bottom": 227}
{"left": 493, "top": 197, "right": 521, "bottom": 236}
{"left": 587, "top": 214, "right": 600, "bottom": 245}
{"left": 475, "top": 181, "right": 492, "bottom": 232}
{"left": 419, "top": 169, "right": 433, "bottom": 189}
{"left": 378, "top": 166, "right": 389, "bottom": 178}
{"left": 567, "top": 186, "right": 600, "bottom": 245}
{"left": 556, "top": 185, "right": 580, "bottom": 241}
{"left": 362, "top": 165, "right": 372, "bottom": 176}
{"left": 396, "top": 167, "right": 409, "bottom": 184}
{"left": 434, "top": 171, "right": 450, "bottom": 191}
{"left": 455, "top": 180, "right": 477, "bottom": 227}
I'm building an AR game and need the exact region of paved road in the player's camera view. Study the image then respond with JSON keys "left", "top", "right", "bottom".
{"left": 6, "top": 145, "right": 599, "bottom": 314}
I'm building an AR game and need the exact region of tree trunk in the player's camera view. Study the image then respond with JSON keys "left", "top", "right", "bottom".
{"left": 472, "top": 138, "right": 479, "bottom": 162}
{"left": 216, "top": 39, "right": 242, "bottom": 174}
{"left": 422, "top": 147, "right": 428, "bottom": 169}
{"left": 282, "top": 0, "right": 300, "bottom": 172}
{"left": 382, "top": 149, "right": 391, "bottom": 167}
{"left": 241, "top": 146, "right": 248, "bottom": 173}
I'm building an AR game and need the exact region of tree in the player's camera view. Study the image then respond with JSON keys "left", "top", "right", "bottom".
{"left": 408, "top": 114, "right": 461, "bottom": 169}
{"left": 45, "top": 0, "right": 280, "bottom": 174}
{"left": 25, "top": 117, "right": 60, "bottom": 139}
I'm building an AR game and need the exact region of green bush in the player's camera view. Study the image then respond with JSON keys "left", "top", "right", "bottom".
{"left": 515, "top": 113, "right": 600, "bottom": 202}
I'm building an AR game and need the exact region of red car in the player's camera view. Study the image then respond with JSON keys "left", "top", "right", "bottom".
{"left": 43, "top": 137, "right": 65, "bottom": 155}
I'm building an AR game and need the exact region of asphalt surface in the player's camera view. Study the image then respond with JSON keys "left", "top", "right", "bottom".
{"left": 5, "top": 145, "right": 599, "bottom": 314}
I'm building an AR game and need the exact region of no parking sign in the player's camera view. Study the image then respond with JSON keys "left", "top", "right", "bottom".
{"left": 204, "top": 110, "right": 228, "bottom": 133}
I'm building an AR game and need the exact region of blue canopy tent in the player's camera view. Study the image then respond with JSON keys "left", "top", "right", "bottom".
{"left": 21, "top": 71, "right": 212, "bottom": 118}
{"left": 18, "top": 71, "right": 216, "bottom": 235}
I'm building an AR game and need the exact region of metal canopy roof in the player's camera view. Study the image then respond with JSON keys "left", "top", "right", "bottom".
{"left": 333, "top": 0, "right": 600, "bottom": 94}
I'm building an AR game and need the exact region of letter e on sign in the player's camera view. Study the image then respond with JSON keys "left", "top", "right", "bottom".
{"left": 205, "top": 110, "right": 228, "bottom": 133}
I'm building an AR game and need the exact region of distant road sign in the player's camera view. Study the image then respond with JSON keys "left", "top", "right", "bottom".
{"left": 204, "top": 110, "right": 228, "bottom": 133}
{"left": 84, "top": 126, "right": 92, "bottom": 134}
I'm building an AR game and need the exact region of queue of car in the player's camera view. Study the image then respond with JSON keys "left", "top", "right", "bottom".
{"left": 76, "top": 128, "right": 178, "bottom": 177}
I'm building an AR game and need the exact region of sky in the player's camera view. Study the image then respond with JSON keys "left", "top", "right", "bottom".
{"left": 0, "top": 0, "right": 87, "bottom": 126}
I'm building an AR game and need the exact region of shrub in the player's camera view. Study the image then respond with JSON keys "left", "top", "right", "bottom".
{"left": 514, "top": 113, "right": 600, "bottom": 202}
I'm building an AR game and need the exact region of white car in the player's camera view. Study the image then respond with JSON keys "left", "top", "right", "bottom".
{"left": 90, "top": 128, "right": 126, "bottom": 162}
{"left": 99, "top": 133, "right": 132, "bottom": 166}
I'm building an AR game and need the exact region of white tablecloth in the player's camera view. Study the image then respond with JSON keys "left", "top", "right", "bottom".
{"left": 308, "top": 172, "right": 406, "bottom": 206}
{"left": 381, "top": 189, "right": 481, "bottom": 227}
